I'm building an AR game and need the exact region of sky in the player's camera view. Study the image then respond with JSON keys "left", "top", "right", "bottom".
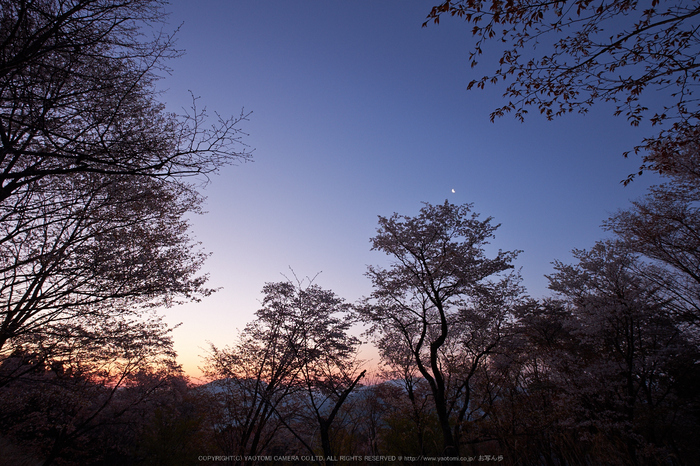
{"left": 156, "top": 1, "right": 663, "bottom": 379}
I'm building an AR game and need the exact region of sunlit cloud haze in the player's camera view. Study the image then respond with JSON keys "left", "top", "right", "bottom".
{"left": 157, "top": 1, "right": 661, "bottom": 379}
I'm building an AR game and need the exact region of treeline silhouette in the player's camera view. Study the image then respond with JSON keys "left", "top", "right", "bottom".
{"left": 1, "top": 1, "right": 699, "bottom": 465}
{"left": 2, "top": 181, "right": 699, "bottom": 465}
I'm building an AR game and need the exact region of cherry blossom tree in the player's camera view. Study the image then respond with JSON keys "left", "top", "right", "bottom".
{"left": 0, "top": 174, "right": 211, "bottom": 384}
{"left": 424, "top": 0, "right": 700, "bottom": 178}
{"left": 546, "top": 240, "right": 698, "bottom": 464}
{"left": 203, "top": 279, "right": 363, "bottom": 465}
{"left": 605, "top": 132, "right": 700, "bottom": 324}
{"left": 359, "top": 201, "right": 523, "bottom": 459}
{"left": 0, "top": 0, "right": 251, "bottom": 202}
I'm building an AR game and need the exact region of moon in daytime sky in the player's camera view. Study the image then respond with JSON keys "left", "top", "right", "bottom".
{"left": 451, "top": 189, "right": 455, "bottom": 193}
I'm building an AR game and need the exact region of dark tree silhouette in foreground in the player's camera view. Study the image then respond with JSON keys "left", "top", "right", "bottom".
{"left": 0, "top": 2, "right": 251, "bottom": 463}
{"left": 359, "top": 201, "right": 522, "bottom": 460}
{"left": 545, "top": 240, "right": 699, "bottom": 464}
{"left": 203, "top": 279, "right": 363, "bottom": 466}
{"left": 0, "top": 174, "right": 212, "bottom": 377}
{"left": 0, "top": 0, "right": 251, "bottom": 202}
{"left": 0, "top": 0, "right": 249, "bottom": 381}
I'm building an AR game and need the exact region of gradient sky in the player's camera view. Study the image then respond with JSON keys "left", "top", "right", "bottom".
{"left": 156, "top": 1, "right": 662, "bottom": 379}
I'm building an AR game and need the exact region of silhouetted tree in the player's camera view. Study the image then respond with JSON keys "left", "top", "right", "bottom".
{"left": 285, "top": 278, "right": 365, "bottom": 463}
{"left": 424, "top": 0, "right": 700, "bottom": 178}
{"left": 203, "top": 285, "right": 301, "bottom": 464}
{"left": 359, "top": 201, "right": 522, "bottom": 460}
{"left": 470, "top": 299, "right": 574, "bottom": 464}
{"left": 605, "top": 132, "right": 700, "bottom": 324}
{"left": 0, "top": 2, "right": 250, "bottom": 462}
{"left": 546, "top": 240, "right": 699, "bottom": 464}
{"left": 0, "top": 0, "right": 251, "bottom": 202}
{"left": 203, "top": 278, "right": 363, "bottom": 465}
{"left": 0, "top": 174, "right": 211, "bottom": 384}
{"left": 0, "top": 312, "right": 183, "bottom": 466}
{"left": 0, "top": 0, "right": 247, "bottom": 393}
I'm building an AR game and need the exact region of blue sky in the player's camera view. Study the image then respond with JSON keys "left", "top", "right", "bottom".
{"left": 157, "top": 1, "right": 661, "bottom": 378}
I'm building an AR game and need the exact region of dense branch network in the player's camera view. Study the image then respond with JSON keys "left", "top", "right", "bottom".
{"left": 0, "top": 0, "right": 252, "bottom": 202}
{"left": 425, "top": 0, "right": 700, "bottom": 176}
